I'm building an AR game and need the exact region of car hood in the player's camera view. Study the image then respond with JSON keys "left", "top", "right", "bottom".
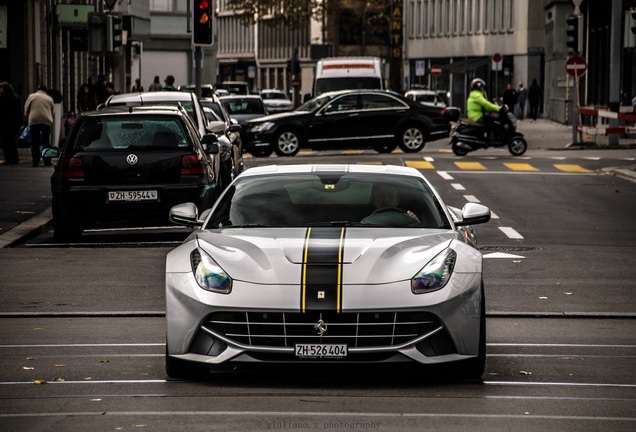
{"left": 231, "top": 114, "right": 267, "bottom": 123}
{"left": 193, "top": 228, "right": 468, "bottom": 284}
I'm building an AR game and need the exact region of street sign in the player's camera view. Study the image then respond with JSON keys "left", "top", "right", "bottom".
{"left": 431, "top": 65, "right": 442, "bottom": 76}
{"left": 492, "top": 52, "right": 502, "bottom": 63}
{"left": 565, "top": 55, "right": 587, "bottom": 77}
{"left": 492, "top": 52, "right": 502, "bottom": 71}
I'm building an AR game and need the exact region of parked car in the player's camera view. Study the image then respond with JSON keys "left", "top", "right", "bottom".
{"left": 404, "top": 89, "right": 448, "bottom": 109}
{"left": 42, "top": 106, "right": 220, "bottom": 241}
{"left": 199, "top": 95, "right": 244, "bottom": 186}
{"left": 243, "top": 89, "right": 452, "bottom": 157}
{"left": 165, "top": 164, "right": 490, "bottom": 379}
{"left": 219, "top": 94, "right": 269, "bottom": 123}
{"left": 178, "top": 84, "right": 215, "bottom": 97}
{"left": 213, "top": 81, "right": 250, "bottom": 95}
{"left": 259, "top": 89, "right": 294, "bottom": 113}
{"left": 102, "top": 91, "right": 240, "bottom": 190}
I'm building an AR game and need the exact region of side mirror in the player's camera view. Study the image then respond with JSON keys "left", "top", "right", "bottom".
{"left": 169, "top": 202, "right": 202, "bottom": 227}
{"left": 202, "top": 133, "right": 219, "bottom": 154}
{"left": 454, "top": 203, "right": 491, "bottom": 227}
{"left": 228, "top": 123, "right": 242, "bottom": 133}
{"left": 41, "top": 147, "right": 61, "bottom": 159}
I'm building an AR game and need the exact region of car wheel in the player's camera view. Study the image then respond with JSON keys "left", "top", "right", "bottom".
{"left": 165, "top": 351, "right": 206, "bottom": 379}
{"left": 508, "top": 137, "right": 528, "bottom": 156}
{"left": 273, "top": 129, "right": 301, "bottom": 157}
{"left": 398, "top": 125, "right": 427, "bottom": 153}
{"left": 250, "top": 147, "right": 273, "bottom": 158}
{"left": 373, "top": 141, "right": 397, "bottom": 153}
{"left": 451, "top": 139, "right": 470, "bottom": 156}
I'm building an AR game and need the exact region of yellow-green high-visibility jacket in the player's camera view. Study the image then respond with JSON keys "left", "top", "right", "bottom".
{"left": 466, "top": 89, "right": 500, "bottom": 122}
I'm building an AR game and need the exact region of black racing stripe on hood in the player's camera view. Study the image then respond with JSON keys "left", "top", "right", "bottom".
{"left": 301, "top": 227, "right": 345, "bottom": 313}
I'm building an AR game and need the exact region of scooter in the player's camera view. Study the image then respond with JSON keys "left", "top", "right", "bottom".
{"left": 449, "top": 107, "right": 527, "bottom": 156}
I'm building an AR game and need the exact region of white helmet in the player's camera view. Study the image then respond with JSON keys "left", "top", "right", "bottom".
{"left": 471, "top": 78, "right": 486, "bottom": 90}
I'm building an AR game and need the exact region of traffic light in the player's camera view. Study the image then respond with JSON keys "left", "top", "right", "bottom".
{"left": 106, "top": 13, "right": 123, "bottom": 53}
{"left": 192, "top": 0, "right": 213, "bottom": 46}
{"left": 566, "top": 14, "right": 580, "bottom": 55}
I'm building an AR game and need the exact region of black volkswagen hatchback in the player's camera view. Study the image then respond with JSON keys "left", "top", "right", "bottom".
{"left": 43, "top": 106, "right": 221, "bottom": 241}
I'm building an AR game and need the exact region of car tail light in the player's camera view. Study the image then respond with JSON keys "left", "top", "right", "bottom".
{"left": 181, "top": 154, "right": 206, "bottom": 175}
{"left": 59, "top": 157, "right": 84, "bottom": 178}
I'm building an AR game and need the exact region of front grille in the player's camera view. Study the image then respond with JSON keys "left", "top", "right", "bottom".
{"left": 203, "top": 311, "right": 443, "bottom": 349}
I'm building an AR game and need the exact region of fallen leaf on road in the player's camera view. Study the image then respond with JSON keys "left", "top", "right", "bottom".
{"left": 519, "top": 370, "right": 533, "bottom": 375}
{"left": 539, "top": 296, "right": 548, "bottom": 300}
{"left": 99, "top": 359, "right": 110, "bottom": 363}
{"left": 52, "top": 377, "right": 64, "bottom": 382}
{"left": 22, "top": 367, "right": 34, "bottom": 370}
{"left": 54, "top": 364, "right": 65, "bottom": 367}
{"left": 32, "top": 379, "right": 47, "bottom": 385}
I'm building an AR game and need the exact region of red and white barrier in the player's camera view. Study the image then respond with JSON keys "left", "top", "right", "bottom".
{"left": 579, "top": 106, "right": 636, "bottom": 136}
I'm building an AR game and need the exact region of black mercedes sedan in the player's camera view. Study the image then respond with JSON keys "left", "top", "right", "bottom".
{"left": 243, "top": 89, "right": 453, "bottom": 157}
{"left": 42, "top": 106, "right": 221, "bottom": 241}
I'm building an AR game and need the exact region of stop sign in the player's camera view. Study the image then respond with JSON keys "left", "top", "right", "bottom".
{"left": 431, "top": 65, "right": 442, "bottom": 76}
{"left": 566, "top": 56, "right": 587, "bottom": 77}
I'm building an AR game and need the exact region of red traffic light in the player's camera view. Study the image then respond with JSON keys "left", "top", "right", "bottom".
{"left": 192, "top": 0, "right": 213, "bottom": 46}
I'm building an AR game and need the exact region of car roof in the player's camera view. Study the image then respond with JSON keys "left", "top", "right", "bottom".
{"left": 239, "top": 164, "right": 422, "bottom": 178}
{"left": 405, "top": 89, "right": 438, "bottom": 95}
{"left": 80, "top": 105, "right": 189, "bottom": 117}
{"left": 316, "top": 89, "right": 403, "bottom": 98}
{"left": 105, "top": 91, "right": 196, "bottom": 104}
{"left": 219, "top": 95, "right": 263, "bottom": 100}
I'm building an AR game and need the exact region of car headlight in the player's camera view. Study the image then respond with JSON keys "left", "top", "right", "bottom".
{"left": 411, "top": 248, "right": 456, "bottom": 294}
{"left": 191, "top": 248, "right": 232, "bottom": 294}
{"left": 250, "top": 121, "right": 275, "bottom": 133}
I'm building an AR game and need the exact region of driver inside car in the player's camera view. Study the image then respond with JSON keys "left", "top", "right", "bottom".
{"left": 361, "top": 184, "right": 420, "bottom": 226}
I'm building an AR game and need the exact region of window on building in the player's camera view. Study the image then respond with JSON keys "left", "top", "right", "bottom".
{"left": 422, "top": 0, "right": 430, "bottom": 37}
{"left": 459, "top": 0, "right": 466, "bottom": 35}
{"left": 506, "top": 0, "right": 515, "bottom": 33}
{"left": 475, "top": 0, "right": 482, "bottom": 34}
{"left": 466, "top": 0, "right": 473, "bottom": 35}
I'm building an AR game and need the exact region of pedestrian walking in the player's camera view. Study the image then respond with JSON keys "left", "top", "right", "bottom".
{"left": 528, "top": 78, "right": 543, "bottom": 123}
{"left": 77, "top": 83, "right": 95, "bottom": 113}
{"left": 93, "top": 74, "right": 108, "bottom": 106}
{"left": 502, "top": 83, "right": 518, "bottom": 113}
{"left": 148, "top": 76, "right": 162, "bottom": 91}
{"left": 162, "top": 75, "right": 177, "bottom": 91}
{"left": 132, "top": 78, "right": 144, "bottom": 92}
{"left": 24, "top": 85, "right": 54, "bottom": 167}
{"left": 0, "top": 81, "right": 22, "bottom": 165}
{"left": 516, "top": 81, "right": 527, "bottom": 121}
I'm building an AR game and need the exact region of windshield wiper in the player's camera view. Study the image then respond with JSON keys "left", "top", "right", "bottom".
{"left": 304, "top": 221, "right": 360, "bottom": 227}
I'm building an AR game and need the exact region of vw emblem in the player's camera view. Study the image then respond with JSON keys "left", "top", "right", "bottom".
{"left": 126, "top": 154, "right": 138, "bottom": 165}
{"left": 314, "top": 319, "right": 327, "bottom": 336}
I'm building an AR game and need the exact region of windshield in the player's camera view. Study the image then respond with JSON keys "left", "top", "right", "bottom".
{"left": 221, "top": 98, "right": 266, "bottom": 115}
{"left": 71, "top": 117, "right": 189, "bottom": 151}
{"left": 206, "top": 173, "right": 450, "bottom": 229}
{"left": 314, "top": 77, "right": 383, "bottom": 96}
{"left": 261, "top": 92, "right": 288, "bottom": 100}
{"left": 296, "top": 94, "right": 334, "bottom": 112}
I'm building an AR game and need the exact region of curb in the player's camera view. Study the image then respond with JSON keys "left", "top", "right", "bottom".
{"left": 0, "top": 208, "right": 53, "bottom": 248}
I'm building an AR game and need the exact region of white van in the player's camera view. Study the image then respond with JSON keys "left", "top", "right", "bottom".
{"left": 313, "top": 57, "right": 384, "bottom": 96}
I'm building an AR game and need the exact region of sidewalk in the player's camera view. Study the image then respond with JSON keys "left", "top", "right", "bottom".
{"left": 0, "top": 120, "right": 635, "bottom": 248}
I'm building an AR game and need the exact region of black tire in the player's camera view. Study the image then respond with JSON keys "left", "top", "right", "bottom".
{"left": 508, "top": 136, "right": 528, "bottom": 156}
{"left": 165, "top": 351, "right": 206, "bottom": 380}
{"left": 250, "top": 146, "right": 273, "bottom": 158}
{"left": 273, "top": 129, "right": 301, "bottom": 157}
{"left": 373, "top": 141, "right": 398, "bottom": 154}
{"left": 52, "top": 218, "right": 83, "bottom": 242}
{"left": 398, "top": 125, "right": 427, "bottom": 153}
{"left": 451, "top": 140, "right": 470, "bottom": 156}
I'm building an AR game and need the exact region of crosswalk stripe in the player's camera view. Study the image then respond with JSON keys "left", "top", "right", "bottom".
{"left": 554, "top": 164, "right": 592, "bottom": 173}
{"left": 358, "top": 161, "right": 382, "bottom": 165}
{"left": 405, "top": 161, "right": 435, "bottom": 169}
{"left": 455, "top": 161, "right": 487, "bottom": 170}
{"left": 504, "top": 163, "right": 539, "bottom": 172}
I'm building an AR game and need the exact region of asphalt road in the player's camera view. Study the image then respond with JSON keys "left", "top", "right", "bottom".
{"left": 0, "top": 122, "right": 635, "bottom": 431}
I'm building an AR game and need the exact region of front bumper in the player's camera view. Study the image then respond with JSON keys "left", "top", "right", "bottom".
{"left": 166, "top": 272, "right": 483, "bottom": 368}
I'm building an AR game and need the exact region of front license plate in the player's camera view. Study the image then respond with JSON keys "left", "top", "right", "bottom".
{"left": 295, "top": 344, "right": 347, "bottom": 358}
{"left": 108, "top": 190, "right": 158, "bottom": 202}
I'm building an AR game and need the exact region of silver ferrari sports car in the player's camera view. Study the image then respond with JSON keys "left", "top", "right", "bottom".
{"left": 165, "top": 164, "right": 491, "bottom": 379}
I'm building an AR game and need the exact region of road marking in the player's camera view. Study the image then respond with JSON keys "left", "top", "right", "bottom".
{"left": 464, "top": 195, "right": 480, "bottom": 203}
{"left": 499, "top": 227, "right": 524, "bottom": 239}
{"left": 357, "top": 161, "right": 382, "bottom": 165}
{"left": 455, "top": 161, "right": 487, "bottom": 170}
{"left": 490, "top": 211, "right": 500, "bottom": 219}
{"left": 554, "top": 164, "right": 592, "bottom": 173}
{"left": 483, "top": 252, "right": 525, "bottom": 259}
{"left": 404, "top": 160, "right": 435, "bottom": 169}
{"left": 504, "top": 163, "right": 539, "bottom": 172}
{"left": 451, "top": 183, "right": 466, "bottom": 190}
{"left": 437, "top": 171, "right": 454, "bottom": 180}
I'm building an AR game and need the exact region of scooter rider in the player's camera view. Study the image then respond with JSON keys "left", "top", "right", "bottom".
{"left": 467, "top": 78, "right": 502, "bottom": 140}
